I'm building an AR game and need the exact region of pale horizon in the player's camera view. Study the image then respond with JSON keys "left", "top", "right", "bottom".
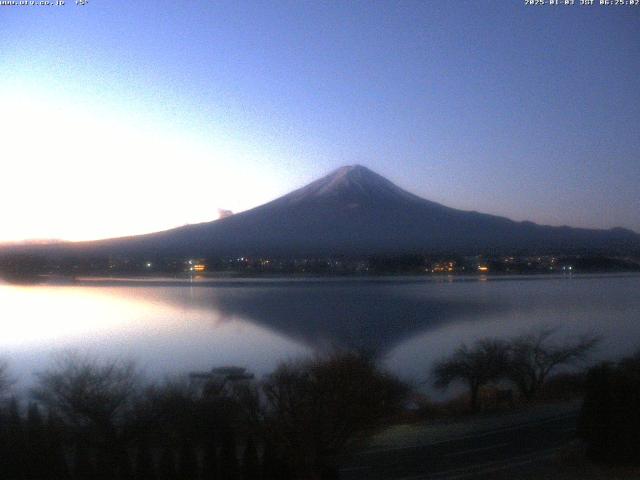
{"left": 2, "top": 2, "right": 638, "bottom": 243}
{"left": 2, "top": 162, "right": 638, "bottom": 245}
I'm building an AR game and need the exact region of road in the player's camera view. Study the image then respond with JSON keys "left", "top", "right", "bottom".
{"left": 340, "top": 412, "right": 579, "bottom": 479}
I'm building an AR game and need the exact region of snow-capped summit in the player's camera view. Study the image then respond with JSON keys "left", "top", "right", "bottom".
{"left": 280, "top": 164, "right": 425, "bottom": 207}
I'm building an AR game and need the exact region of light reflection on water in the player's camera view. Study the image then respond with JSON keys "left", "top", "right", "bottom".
{"left": 0, "top": 284, "right": 311, "bottom": 391}
{"left": 1, "top": 274, "right": 639, "bottom": 394}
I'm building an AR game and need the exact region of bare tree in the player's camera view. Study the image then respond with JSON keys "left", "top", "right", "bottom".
{"left": 432, "top": 339, "right": 509, "bottom": 412}
{"left": 506, "top": 327, "right": 599, "bottom": 401}
{"left": 32, "top": 352, "right": 140, "bottom": 438}
{"left": 262, "top": 351, "right": 407, "bottom": 479}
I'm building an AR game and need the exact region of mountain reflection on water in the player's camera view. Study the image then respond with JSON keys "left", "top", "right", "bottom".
{"left": 147, "top": 277, "right": 509, "bottom": 352}
{"left": 1, "top": 274, "right": 640, "bottom": 390}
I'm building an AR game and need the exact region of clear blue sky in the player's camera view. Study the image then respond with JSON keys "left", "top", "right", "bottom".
{"left": 1, "top": 1, "right": 638, "bottom": 241}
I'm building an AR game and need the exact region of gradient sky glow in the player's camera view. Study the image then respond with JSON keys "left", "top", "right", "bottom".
{"left": 1, "top": 1, "right": 639, "bottom": 242}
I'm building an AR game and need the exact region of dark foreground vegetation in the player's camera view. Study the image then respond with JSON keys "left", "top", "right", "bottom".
{"left": 0, "top": 330, "right": 637, "bottom": 479}
{"left": 0, "top": 352, "right": 406, "bottom": 480}
{"left": 431, "top": 328, "right": 599, "bottom": 412}
{"left": 431, "top": 332, "right": 640, "bottom": 470}
{"left": 578, "top": 351, "right": 640, "bottom": 466}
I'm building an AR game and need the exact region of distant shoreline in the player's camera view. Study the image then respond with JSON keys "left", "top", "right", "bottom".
{"left": 2, "top": 271, "right": 639, "bottom": 288}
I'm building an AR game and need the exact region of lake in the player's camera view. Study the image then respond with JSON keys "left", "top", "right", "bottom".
{"left": 1, "top": 274, "right": 639, "bottom": 394}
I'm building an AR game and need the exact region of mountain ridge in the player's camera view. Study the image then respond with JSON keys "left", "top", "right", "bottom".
{"left": 3, "top": 165, "right": 640, "bottom": 257}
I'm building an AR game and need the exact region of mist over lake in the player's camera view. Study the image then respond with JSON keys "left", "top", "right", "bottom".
{"left": 2, "top": 274, "right": 639, "bottom": 394}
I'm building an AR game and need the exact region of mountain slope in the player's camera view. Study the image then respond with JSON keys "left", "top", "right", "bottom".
{"left": 66, "top": 164, "right": 639, "bottom": 257}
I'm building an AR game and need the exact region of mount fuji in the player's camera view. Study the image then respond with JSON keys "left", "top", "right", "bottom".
{"left": 52, "top": 164, "right": 638, "bottom": 257}
{"left": 9, "top": 165, "right": 640, "bottom": 258}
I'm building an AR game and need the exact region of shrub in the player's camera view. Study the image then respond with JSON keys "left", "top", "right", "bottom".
{"left": 578, "top": 352, "right": 640, "bottom": 465}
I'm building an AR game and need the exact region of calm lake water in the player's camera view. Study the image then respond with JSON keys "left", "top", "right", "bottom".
{"left": 1, "top": 274, "right": 639, "bottom": 394}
